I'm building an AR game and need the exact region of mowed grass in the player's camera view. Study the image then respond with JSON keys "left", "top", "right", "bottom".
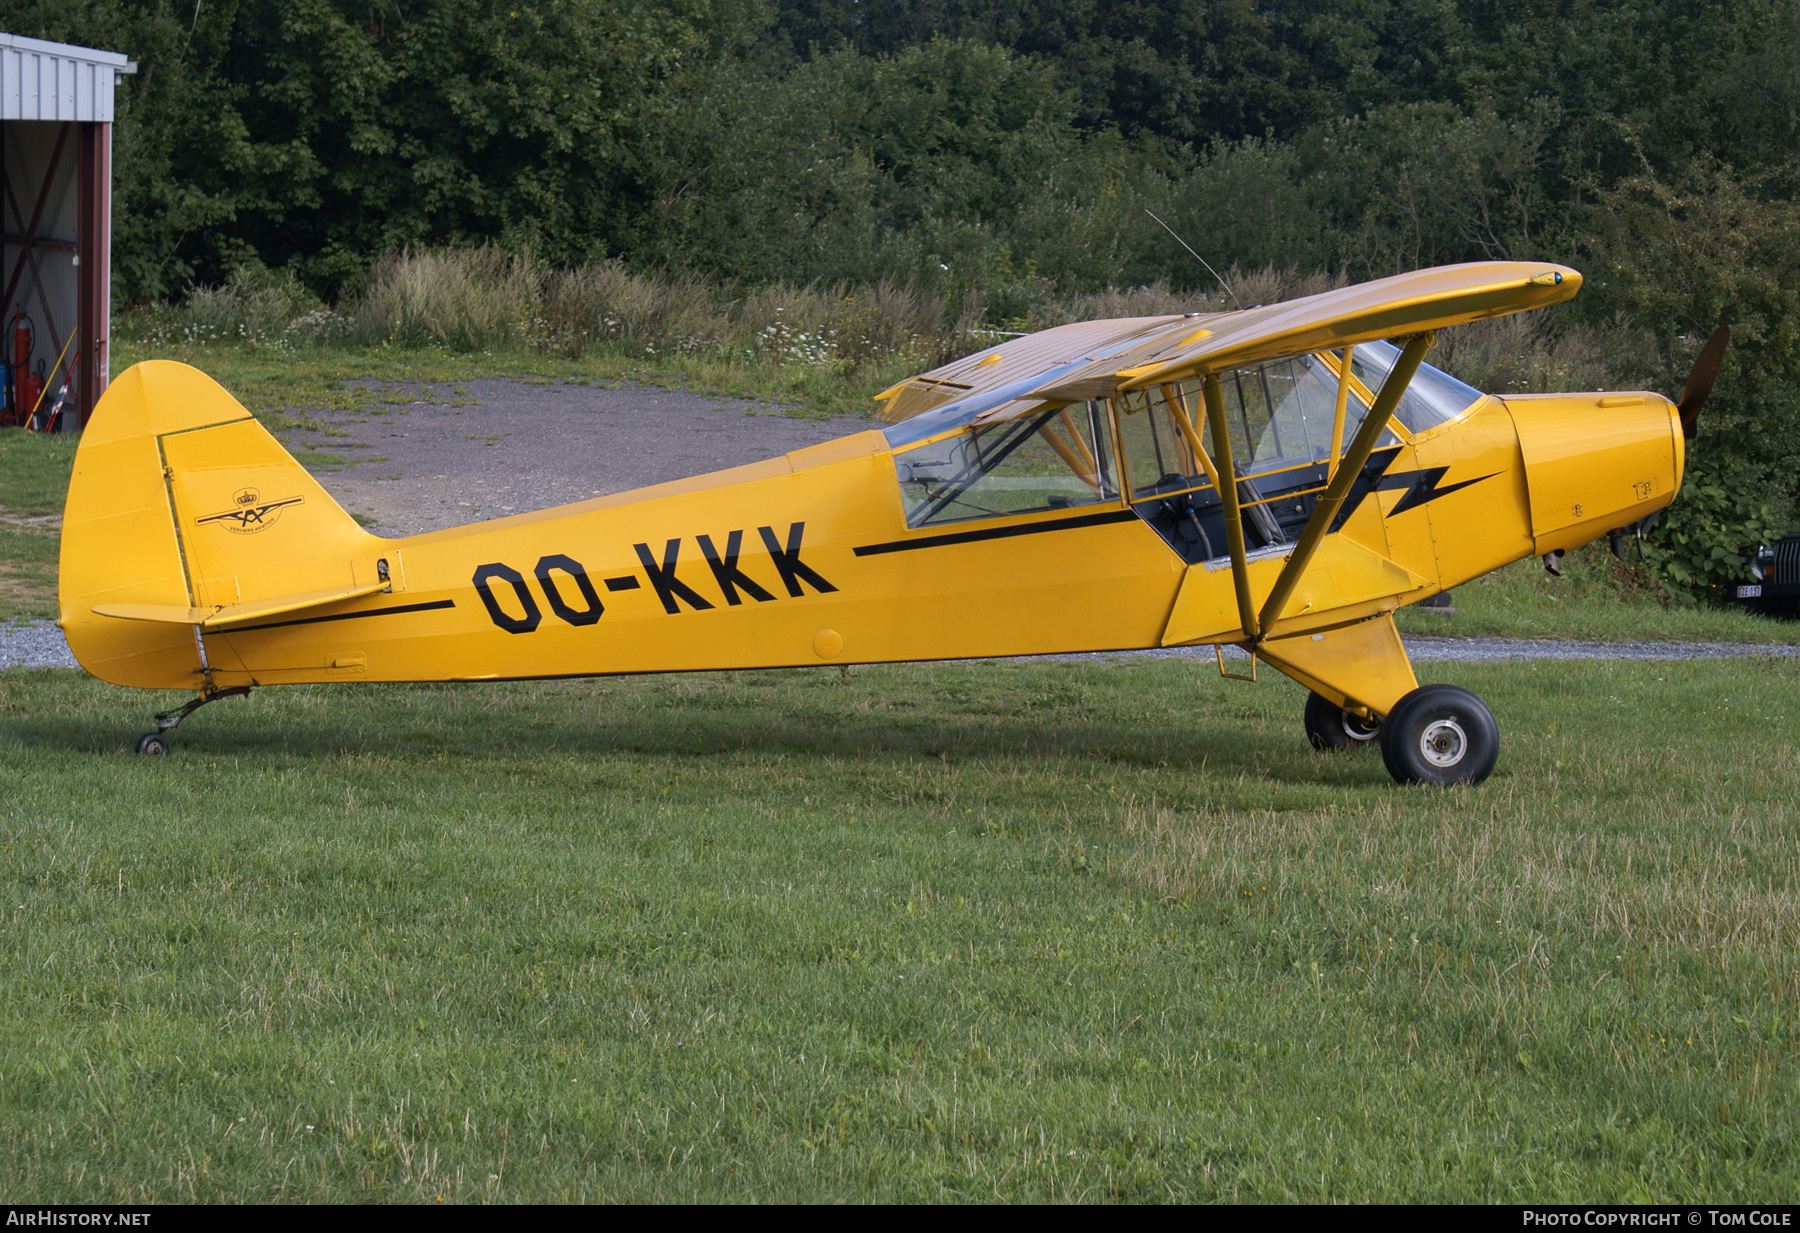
{"left": 0, "top": 657, "right": 1796, "bottom": 1202}
{"left": 107, "top": 340, "right": 891, "bottom": 428}
{"left": 1396, "top": 543, "right": 1800, "bottom": 645}
{"left": 0, "top": 433, "right": 77, "bottom": 623}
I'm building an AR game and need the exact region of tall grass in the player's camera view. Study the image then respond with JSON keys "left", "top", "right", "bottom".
{"left": 1434, "top": 311, "right": 1620, "bottom": 394}
{"left": 119, "top": 247, "right": 1613, "bottom": 396}
{"left": 122, "top": 248, "right": 977, "bottom": 377}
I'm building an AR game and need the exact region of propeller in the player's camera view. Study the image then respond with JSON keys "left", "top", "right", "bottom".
{"left": 1677, "top": 324, "right": 1730, "bottom": 439}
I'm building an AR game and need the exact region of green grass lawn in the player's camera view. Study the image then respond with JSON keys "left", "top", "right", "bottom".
{"left": 0, "top": 433, "right": 77, "bottom": 622}
{"left": 0, "top": 658, "right": 1795, "bottom": 1201}
{"left": 1395, "top": 543, "right": 1800, "bottom": 644}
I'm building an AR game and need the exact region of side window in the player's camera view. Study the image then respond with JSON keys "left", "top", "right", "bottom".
{"left": 1115, "top": 386, "right": 1201, "bottom": 498}
{"left": 1213, "top": 355, "right": 1369, "bottom": 470}
{"left": 1158, "top": 356, "right": 1399, "bottom": 479}
{"left": 893, "top": 404, "right": 1119, "bottom": 528}
{"left": 1118, "top": 361, "right": 1387, "bottom": 492}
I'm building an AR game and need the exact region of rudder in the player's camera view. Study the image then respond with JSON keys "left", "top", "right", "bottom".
{"left": 59, "top": 361, "right": 384, "bottom": 688}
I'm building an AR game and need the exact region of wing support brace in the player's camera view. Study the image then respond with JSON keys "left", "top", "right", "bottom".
{"left": 1197, "top": 373, "right": 1260, "bottom": 640}
{"left": 1255, "top": 333, "right": 1433, "bottom": 637}
{"left": 1155, "top": 335, "right": 1431, "bottom": 648}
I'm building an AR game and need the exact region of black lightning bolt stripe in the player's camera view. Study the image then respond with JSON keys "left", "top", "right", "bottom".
{"left": 224, "top": 599, "right": 456, "bottom": 633}
{"left": 854, "top": 508, "right": 1139, "bottom": 557}
{"left": 1328, "top": 447, "right": 1404, "bottom": 533}
{"left": 1330, "top": 449, "right": 1498, "bottom": 528}
{"left": 1385, "top": 466, "right": 1499, "bottom": 516}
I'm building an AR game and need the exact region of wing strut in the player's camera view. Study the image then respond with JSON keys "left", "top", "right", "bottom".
{"left": 1198, "top": 373, "right": 1261, "bottom": 640}
{"left": 1161, "top": 383, "right": 1227, "bottom": 495}
{"left": 1256, "top": 332, "right": 1434, "bottom": 634}
{"left": 1326, "top": 345, "right": 1354, "bottom": 483}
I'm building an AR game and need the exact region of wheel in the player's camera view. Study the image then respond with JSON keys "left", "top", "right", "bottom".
{"left": 1379, "top": 685, "right": 1498, "bottom": 786}
{"left": 1303, "top": 691, "right": 1383, "bottom": 751}
{"left": 135, "top": 733, "right": 170, "bottom": 757}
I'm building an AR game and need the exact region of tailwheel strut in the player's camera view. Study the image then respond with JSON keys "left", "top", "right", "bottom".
{"left": 134, "top": 686, "right": 252, "bottom": 756}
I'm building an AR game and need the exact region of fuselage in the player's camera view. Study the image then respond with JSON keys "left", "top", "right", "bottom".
{"left": 62, "top": 375, "right": 1682, "bottom": 692}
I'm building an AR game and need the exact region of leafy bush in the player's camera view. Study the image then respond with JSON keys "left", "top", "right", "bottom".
{"left": 1642, "top": 447, "right": 1778, "bottom": 600}
{"left": 1432, "top": 311, "right": 1614, "bottom": 395}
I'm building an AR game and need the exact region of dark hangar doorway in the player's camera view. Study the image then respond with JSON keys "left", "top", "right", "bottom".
{"left": 0, "top": 33, "right": 132, "bottom": 432}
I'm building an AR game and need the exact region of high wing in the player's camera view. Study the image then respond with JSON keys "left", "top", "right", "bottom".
{"left": 875, "top": 262, "right": 1580, "bottom": 443}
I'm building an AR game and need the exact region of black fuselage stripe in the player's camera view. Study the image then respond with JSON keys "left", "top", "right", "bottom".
{"left": 853, "top": 508, "right": 1139, "bottom": 557}
{"left": 223, "top": 599, "right": 457, "bottom": 634}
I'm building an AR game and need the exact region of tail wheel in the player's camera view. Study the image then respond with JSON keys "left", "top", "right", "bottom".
{"left": 1303, "top": 691, "right": 1382, "bottom": 751}
{"left": 1380, "top": 685, "right": 1499, "bottom": 786}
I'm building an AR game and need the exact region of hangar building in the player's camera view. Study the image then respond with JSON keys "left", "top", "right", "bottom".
{"left": 0, "top": 33, "right": 132, "bottom": 431}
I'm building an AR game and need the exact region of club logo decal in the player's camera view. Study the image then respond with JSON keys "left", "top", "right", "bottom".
{"left": 197, "top": 488, "right": 305, "bottom": 535}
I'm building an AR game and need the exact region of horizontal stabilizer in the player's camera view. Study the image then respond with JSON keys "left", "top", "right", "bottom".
{"left": 94, "top": 580, "right": 390, "bottom": 630}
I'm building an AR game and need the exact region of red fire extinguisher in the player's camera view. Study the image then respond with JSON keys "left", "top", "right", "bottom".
{"left": 18, "top": 360, "right": 43, "bottom": 428}
{"left": 10, "top": 312, "right": 33, "bottom": 428}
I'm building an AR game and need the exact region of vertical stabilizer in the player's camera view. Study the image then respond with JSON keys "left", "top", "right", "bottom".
{"left": 59, "top": 361, "right": 384, "bottom": 688}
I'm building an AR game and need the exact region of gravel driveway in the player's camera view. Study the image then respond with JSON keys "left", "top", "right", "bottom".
{"left": 7, "top": 377, "right": 1797, "bottom": 669}
{"left": 276, "top": 378, "right": 872, "bottom": 536}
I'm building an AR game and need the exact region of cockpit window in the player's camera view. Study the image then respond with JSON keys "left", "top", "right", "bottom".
{"left": 1347, "top": 340, "right": 1484, "bottom": 433}
{"left": 1118, "top": 355, "right": 1395, "bottom": 484}
{"left": 893, "top": 403, "right": 1120, "bottom": 527}
{"left": 1211, "top": 353, "right": 1381, "bottom": 471}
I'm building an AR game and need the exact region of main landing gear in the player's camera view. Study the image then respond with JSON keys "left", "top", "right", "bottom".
{"left": 134, "top": 686, "right": 252, "bottom": 756}
{"left": 1305, "top": 685, "right": 1499, "bottom": 786}
{"left": 1303, "top": 691, "right": 1383, "bottom": 751}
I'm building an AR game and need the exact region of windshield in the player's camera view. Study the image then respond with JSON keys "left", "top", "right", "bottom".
{"left": 1348, "top": 340, "right": 1484, "bottom": 433}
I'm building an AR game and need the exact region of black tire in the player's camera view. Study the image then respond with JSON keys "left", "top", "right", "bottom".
{"left": 1379, "top": 685, "right": 1498, "bottom": 786}
{"left": 1303, "top": 691, "right": 1383, "bottom": 751}
{"left": 135, "top": 733, "right": 170, "bottom": 757}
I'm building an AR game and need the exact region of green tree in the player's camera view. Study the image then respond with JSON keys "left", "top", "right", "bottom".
{"left": 1301, "top": 99, "right": 1561, "bottom": 277}
{"left": 1587, "top": 157, "right": 1800, "bottom": 590}
{"left": 0, "top": 0, "right": 773, "bottom": 296}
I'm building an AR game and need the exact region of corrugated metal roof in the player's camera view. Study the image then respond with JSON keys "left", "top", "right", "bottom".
{"left": 0, "top": 33, "right": 133, "bottom": 123}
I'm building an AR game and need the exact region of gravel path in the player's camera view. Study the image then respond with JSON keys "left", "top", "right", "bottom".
{"left": 276, "top": 378, "right": 872, "bottom": 536}
{"left": 6, "top": 622, "right": 1794, "bottom": 674}
{"left": 1, "top": 621, "right": 77, "bottom": 670}
{"left": 10, "top": 376, "right": 1797, "bottom": 671}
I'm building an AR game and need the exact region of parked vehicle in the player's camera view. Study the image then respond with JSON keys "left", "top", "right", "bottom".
{"left": 1739, "top": 534, "right": 1800, "bottom": 617}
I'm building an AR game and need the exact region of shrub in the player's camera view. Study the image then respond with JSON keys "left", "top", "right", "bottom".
{"left": 348, "top": 246, "right": 539, "bottom": 352}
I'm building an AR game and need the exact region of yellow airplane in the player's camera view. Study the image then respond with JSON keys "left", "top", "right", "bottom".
{"left": 57, "top": 261, "right": 1725, "bottom": 784}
